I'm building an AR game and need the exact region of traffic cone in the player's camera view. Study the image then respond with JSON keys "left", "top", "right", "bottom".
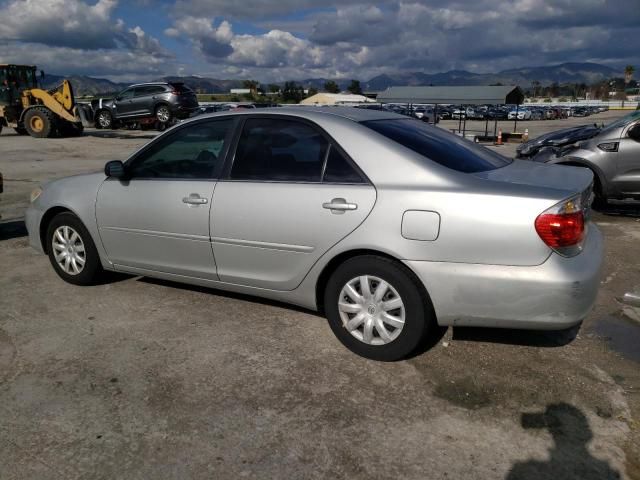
{"left": 495, "top": 129, "right": 503, "bottom": 145}
{"left": 523, "top": 128, "right": 529, "bottom": 142}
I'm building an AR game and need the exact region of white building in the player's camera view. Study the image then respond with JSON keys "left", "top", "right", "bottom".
{"left": 300, "top": 93, "right": 375, "bottom": 106}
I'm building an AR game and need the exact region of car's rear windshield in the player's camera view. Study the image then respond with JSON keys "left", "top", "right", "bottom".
{"left": 170, "top": 83, "right": 193, "bottom": 93}
{"left": 361, "top": 118, "right": 512, "bottom": 173}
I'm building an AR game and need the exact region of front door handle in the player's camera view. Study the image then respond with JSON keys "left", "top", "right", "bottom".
{"left": 182, "top": 193, "right": 208, "bottom": 205}
{"left": 323, "top": 198, "right": 357, "bottom": 214}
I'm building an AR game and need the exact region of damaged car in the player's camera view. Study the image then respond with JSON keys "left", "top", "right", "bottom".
{"left": 523, "top": 111, "right": 640, "bottom": 205}
{"left": 91, "top": 82, "right": 199, "bottom": 131}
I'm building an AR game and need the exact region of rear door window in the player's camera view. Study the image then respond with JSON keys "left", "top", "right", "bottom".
{"left": 322, "top": 146, "right": 366, "bottom": 184}
{"left": 362, "top": 118, "right": 512, "bottom": 173}
{"left": 230, "top": 118, "right": 329, "bottom": 182}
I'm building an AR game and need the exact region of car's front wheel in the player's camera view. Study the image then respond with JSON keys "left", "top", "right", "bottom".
{"left": 96, "top": 110, "right": 113, "bottom": 129}
{"left": 46, "top": 212, "right": 103, "bottom": 285}
{"left": 324, "top": 255, "right": 435, "bottom": 361}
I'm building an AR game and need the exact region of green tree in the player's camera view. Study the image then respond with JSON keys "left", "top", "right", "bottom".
{"left": 324, "top": 80, "right": 340, "bottom": 93}
{"left": 268, "top": 83, "right": 281, "bottom": 93}
{"left": 282, "top": 81, "right": 304, "bottom": 103}
{"left": 624, "top": 65, "right": 635, "bottom": 86}
{"left": 307, "top": 87, "right": 318, "bottom": 97}
{"left": 242, "top": 80, "right": 259, "bottom": 93}
{"left": 347, "top": 79, "right": 362, "bottom": 95}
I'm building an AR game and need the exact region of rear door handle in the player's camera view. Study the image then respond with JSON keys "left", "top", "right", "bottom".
{"left": 323, "top": 198, "right": 357, "bottom": 214}
{"left": 182, "top": 193, "right": 208, "bottom": 205}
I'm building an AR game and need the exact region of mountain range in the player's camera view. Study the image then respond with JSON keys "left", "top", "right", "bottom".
{"left": 40, "top": 62, "right": 621, "bottom": 97}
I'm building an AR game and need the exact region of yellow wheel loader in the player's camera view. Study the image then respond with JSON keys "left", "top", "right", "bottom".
{"left": 0, "top": 64, "right": 91, "bottom": 138}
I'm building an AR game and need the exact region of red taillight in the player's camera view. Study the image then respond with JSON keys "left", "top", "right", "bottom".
{"left": 535, "top": 211, "right": 584, "bottom": 248}
{"left": 535, "top": 192, "right": 589, "bottom": 256}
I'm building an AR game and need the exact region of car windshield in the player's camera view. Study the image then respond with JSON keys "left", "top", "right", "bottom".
{"left": 362, "top": 119, "right": 512, "bottom": 173}
{"left": 601, "top": 110, "right": 640, "bottom": 133}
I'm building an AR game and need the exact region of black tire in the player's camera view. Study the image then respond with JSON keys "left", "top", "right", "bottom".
{"left": 324, "top": 255, "right": 436, "bottom": 361}
{"left": 24, "top": 107, "right": 56, "bottom": 138}
{"left": 155, "top": 104, "right": 172, "bottom": 124}
{"left": 46, "top": 212, "right": 104, "bottom": 286}
{"left": 95, "top": 110, "right": 113, "bottom": 129}
{"left": 14, "top": 126, "right": 28, "bottom": 135}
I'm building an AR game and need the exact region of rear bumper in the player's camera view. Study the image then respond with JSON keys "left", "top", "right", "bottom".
{"left": 172, "top": 104, "right": 198, "bottom": 119}
{"left": 405, "top": 225, "right": 604, "bottom": 330}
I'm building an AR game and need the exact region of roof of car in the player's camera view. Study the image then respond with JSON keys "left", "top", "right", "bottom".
{"left": 127, "top": 82, "right": 170, "bottom": 88}
{"left": 208, "top": 106, "right": 401, "bottom": 122}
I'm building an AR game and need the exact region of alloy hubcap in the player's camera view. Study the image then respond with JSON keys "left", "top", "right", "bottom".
{"left": 98, "top": 113, "right": 110, "bottom": 127}
{"left": 52, "top": 226, "right": 86, "bottom": 275}
{"left": 338, "top": 275, "right": 405, "bottom": 346}
{"left": 157, "top": 108, "right": 170, "bottom": 122}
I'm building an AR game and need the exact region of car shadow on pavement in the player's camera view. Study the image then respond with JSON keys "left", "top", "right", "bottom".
{"left": 506, "top": 403, "right": 621, "bottom": 480}
{"left": 138, "top": 277, "right": 323, "bottom": 317}
{"left": 451, "top": 324, "right": 580, "bottom": 348}
{"left": 0, "top": 219, "right": 27, "bottom": 241}
{"left": 82, "top": 131, "right": 158, "bottom": 140}
{"left": 594, "top": 202, "right": 640, "bottom": 218}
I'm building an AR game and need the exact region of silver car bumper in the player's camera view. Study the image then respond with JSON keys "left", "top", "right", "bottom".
{"left": 25, "top": 205, "right": 45, "bottom": 253}
{"left": 406, "top": 224, "right": 604, "bottom": 330}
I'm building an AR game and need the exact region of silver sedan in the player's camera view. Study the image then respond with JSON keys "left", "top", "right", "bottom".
{"left": 26, "top": 107, "right": 603, "bottom": 361}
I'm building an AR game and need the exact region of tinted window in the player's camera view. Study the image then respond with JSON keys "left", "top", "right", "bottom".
{"left": 118, "top": 88, "right": 134, "bottom": 100}
{"left": 134, "top": 85, "right": 166, "bottom": 96}
{"left": 127, "top": 119, "right": 233, "bottom": 179}
{"left": 322, "top": 146, "right": 365, "bottom": 183}
{"left": 170, "top": 83, "right": 193, "bottom": 93}
{"left": 231, "top": 118, "right": 328, "bottom": 182}
{"left": 361, "top": 119, "right": 511, "bottom": 173}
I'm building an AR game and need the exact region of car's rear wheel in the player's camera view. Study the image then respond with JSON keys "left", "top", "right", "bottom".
{"left": 156, "top": 105, "right": 171, "bottom": 123}
{"left": 46, "top": 212, "right": 103, "bottom": 286}
{"left": 96, "top": 110, "right": 112, "bottom": 129}
{"left": 324, "top": 255, "right": 435, "bottom": 361}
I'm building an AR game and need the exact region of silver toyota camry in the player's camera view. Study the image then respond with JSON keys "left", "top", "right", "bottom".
{"left": 26, "top": 107, "right": 603, "bottom": 361}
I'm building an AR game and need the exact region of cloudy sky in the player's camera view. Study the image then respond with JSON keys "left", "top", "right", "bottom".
{"left": 0, "top": 0, "right": 637, "bottom": 82}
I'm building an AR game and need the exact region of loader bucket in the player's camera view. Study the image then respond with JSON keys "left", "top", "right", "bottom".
{"left": 76, "top": 103, "right": 95, "bottom": 128}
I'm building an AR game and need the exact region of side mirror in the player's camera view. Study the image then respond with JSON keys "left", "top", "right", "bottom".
{"left": 105, "top": 160, "right": 126, "bottom": 179}
{"left": 628, "top": 124, "right": 640, "bottom": 142}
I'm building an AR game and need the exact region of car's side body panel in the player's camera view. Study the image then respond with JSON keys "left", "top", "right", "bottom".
{"left": 211, "top": 182, "right": 376, "bottom": 290}
{"left": 25, "top": 107, "right": 603, "bottom": 332}
{"left": 96, "top": 178, "right": 218, "bottom": 280}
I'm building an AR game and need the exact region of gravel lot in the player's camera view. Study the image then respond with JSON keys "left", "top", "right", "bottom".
{"left": 1, "top": 110, "right": 639, "bottom": 479}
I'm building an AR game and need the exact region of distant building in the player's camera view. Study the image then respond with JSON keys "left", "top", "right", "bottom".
{"left": 230, "top": 88, "right": 251, "bottom": 94}
{"left": 300, "top": 93, "right": 375, "bottom": 106}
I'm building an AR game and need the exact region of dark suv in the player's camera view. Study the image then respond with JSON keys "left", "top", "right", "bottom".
{"left": 92, "top": 82, "right": 199, "bottom": 130}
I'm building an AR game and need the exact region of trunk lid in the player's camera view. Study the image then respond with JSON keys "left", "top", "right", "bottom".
{"left": 473, "top": 159, "right": 593, "bottom": 197}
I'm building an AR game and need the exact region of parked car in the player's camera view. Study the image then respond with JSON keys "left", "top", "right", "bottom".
{"left": 26, "top": 107, "right": 602, "bottom": 361}
{"left": 91, "top": 82, "right": 199, "bottom": 130}
{"left": 508, "top": 109, "right": 532, "bottom": 120}
{"left": 486, "top": 107, "right": 509, "bottom": 120}
{"left": 517, "top": 124, "right": 602, "bottom": 158}
{"left": 529, "top": 110, "right": 640, "bottom": 205}
{"left": 452, "top": 107, "right": 474, "bottom": 119}
{"left": 529, "top": 108, "right": 544, "bottom": 120}
{"left": 414, "top": 106, "right": 439, "bottom": 124}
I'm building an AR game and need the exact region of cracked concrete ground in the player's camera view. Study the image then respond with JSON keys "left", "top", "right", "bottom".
{"left": 1, "top": 112, "right": 639, "bottom": 479}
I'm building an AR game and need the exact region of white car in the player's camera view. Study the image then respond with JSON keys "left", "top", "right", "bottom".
{"left": 508, "top": 109, "right": 532, "bottom": 120}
